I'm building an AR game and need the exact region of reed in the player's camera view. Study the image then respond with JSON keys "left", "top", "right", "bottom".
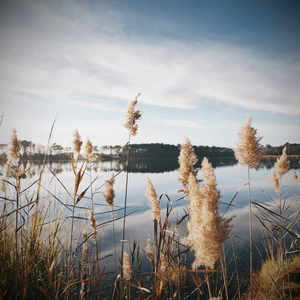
{"left": 6, "top": 129, "right": 22, "bottom": 273}
{"left": 178, "top": 138, "right": 198, "bottom": 193}
{"left": 146, "top": 177, "right": 161, "bottom": 222}
{"left": 121, "top": 95, "right": 142, "bottom": 279}
{"left": 233, "top": 117, "right": 262, "bottom": 299}
{"left": 1, "top": 100, "right": 300, "bottom": 300}
{"left": 182, "top": 157, "right": 232, "bottom": 269}
{"left": 272, "top": 146, "right": 290, "bottom": 213}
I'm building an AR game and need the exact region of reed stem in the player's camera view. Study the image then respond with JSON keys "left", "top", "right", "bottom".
{"left": 248, "top": 166, "right": 253, "bottom": 299}
{"left": 121, "top": 134, "right": 131, "bottom": 277}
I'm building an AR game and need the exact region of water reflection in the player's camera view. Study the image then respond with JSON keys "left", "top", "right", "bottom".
{"left": 1, "top": 158, "right": 300, "bottom": 275}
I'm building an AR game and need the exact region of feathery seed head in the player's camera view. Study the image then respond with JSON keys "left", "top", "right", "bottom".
{"left": 124, "top": 94, "right": 142, "bottom": 136}
{"left": 72, "top": 130, "right": 82, "bottom": 161}
{"left": 202, "top": 157, "right": 217, "bottom": 186}
{"left": 182, "top": 157, "right": 231, "bottom": 269}
{"left": 178, "top": 138, "right": 198, "bottom": 192}
{"left": 103, "top": 176, "right": 115, "bottom": 207}
{"left": 274, "top": 146, "right": 289, "bottom": 179}
{"left": 122, "top": 252, "right": 132, "bottom": 280}
{"left": 84, "top": 139, "right": 94, "bottom": 161}
{"left": 146, "top": 177, "right": 161, "bottom": 221}
{"left": 7, "top": 129, "right": 20, "bottom": 165}
{"left": 233, "top": 117, "right": 262, "bottom": 168}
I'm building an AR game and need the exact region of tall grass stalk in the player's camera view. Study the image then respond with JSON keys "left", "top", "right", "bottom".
{"left": 221, "top": 246, "right": 229, "bottom": 300}
{"left": 233, "top": 117, "right": 262, "bottom": 299}
{"left": 121, "top": 94, "right": 141, "bottom": 277}
{"left": 247, "top": 166, "right": 253, "bottom": 299}
{"left": 121, "top": 134, "right": 131, "bottom": 278}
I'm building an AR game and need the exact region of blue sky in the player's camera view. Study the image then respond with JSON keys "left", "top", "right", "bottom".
{"left": 1, "top": 0, "right": 300, "bottom": 147}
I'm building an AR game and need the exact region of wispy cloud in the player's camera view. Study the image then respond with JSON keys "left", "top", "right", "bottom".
{"left": 1, "top": 1, "right": 299, "bottom": 147}
{"left": 1, "top": 1, "right": 300, "bottom": 116}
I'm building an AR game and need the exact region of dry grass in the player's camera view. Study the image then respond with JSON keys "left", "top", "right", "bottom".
{"left": 245, "top": 255, "right": 300, "bottom": 300}
{"left": 1, "top": 107, "right": 300, "bottom": 300}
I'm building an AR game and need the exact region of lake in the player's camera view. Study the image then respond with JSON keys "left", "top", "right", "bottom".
{"left": 1, "top": 157, "right": 300, "bottom": 281}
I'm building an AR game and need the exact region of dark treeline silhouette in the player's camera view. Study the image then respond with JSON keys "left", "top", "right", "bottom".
{"left": 120, "top": 143, "right": 237, "bottom": 173}
{"left": 123, "top": 156, "right": 238, "bottom": 173}
{"left": 1, "top": 142, "right": 299, "bottom": 174}
{"left": 263, "top": 143, "right": 300, "bottom": 155}
{"left": 258, "top": 157, "right": 300, "bottom": 170}
{"left": 121, "top": 143, "right": 235, "bottom": 160}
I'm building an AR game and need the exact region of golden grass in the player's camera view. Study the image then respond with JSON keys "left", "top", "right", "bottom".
{"left": 245, "top": 255, "right": 300, "bottom": 300}
{"left": 233, "top": 117, "right": 262, "bottom": 169}
{"left": 1, "top": 106, "right": 300, "bottom": 300}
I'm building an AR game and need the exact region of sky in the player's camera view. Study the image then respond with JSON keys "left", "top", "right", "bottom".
{"left": 0, "top": 0, "right": 300, "bottom": 147}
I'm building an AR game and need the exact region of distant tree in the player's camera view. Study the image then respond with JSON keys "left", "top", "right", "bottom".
{"left": 51, "top": 143, "right": 64, "bottom": 154}
{"left": 20, "top": 140, "right": 32, "bottom": 155}
{"left": 114, "top": 145, "right": 122, "bottom": 155}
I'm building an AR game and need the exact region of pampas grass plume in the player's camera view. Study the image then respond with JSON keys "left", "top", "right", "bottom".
{"left": 124, "top": 94, "right": 142, "bottom": 136}
{"left": 182, "top": 157, "right": 232, "bottom": 269}
{"left": 73, "top": 130, "right": 82, "bottom": 161}
{"left": 178, "top": 138, "right": 198, "bottom": 192}
{"left": 274, "top": 146, "right": 289, "bottom": 179}
{"left": 122, "top": 251, "right": 132, "bottom": 280}
{"left": 146, "top": 177, "right": 160, "bottom": 222}
{"left": 7, "top": 129, "right": 20, "bottom": 165}
{"left": 84, "top": 139, "right": 94, "bottom": 161}
{"left": 233, "top": 117, "right": 262, "bottom": 168}
{"left": 103, "top": 176, "right": 115, "bottom": 207}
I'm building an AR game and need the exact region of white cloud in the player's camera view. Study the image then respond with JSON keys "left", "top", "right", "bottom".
{"left": 0, "top": 1, "right": 299, "bottom": 147}
{"left": 1, "top": 1, "right": 300, "bottom": 117}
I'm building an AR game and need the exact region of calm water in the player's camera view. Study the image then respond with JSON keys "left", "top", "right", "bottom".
{"left": 1, "top": 158, "right": 300, "bottom": 271}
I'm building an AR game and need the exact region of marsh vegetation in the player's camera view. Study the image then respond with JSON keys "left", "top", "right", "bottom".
{"left": 1, "top": 98, "right": 300, "bottom": 300}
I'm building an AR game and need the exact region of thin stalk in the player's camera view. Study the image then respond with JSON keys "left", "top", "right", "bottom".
{"left": 279, "top": 180, "right": 282, "bottom": 214}
{"left": 221, "top": 246, "right": 229, "bottom": 300}
{"left": 111, "top": 205, "right": 117, "bottom": 269}
{"left": 205, "top": 269, "right": 212, "bottom": 299}
{"left": 121, "top": 134, "right": 131, "bottom": 277}
{"left": 89, "top": 164, "right": 100, "bottom": 294}
{"left": 69, "top": 196, "right": 76, "bottom": 260}
{"left": 153, "top": 218, "right": 159, "bottom": 296}
{"left": 231, "top": 239, "right": 241, "bottom": 299}
{"left": 15, "top": 173, "right": 20, "bottom": 277}
{"left": 89, "top": 165, "right": 99, "bottom": 264}
{"left": 69, "top": 161, "right": 86, "bottom": 265}
{"left": 248, "top": 166, "right": 253, "bottom": 299}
